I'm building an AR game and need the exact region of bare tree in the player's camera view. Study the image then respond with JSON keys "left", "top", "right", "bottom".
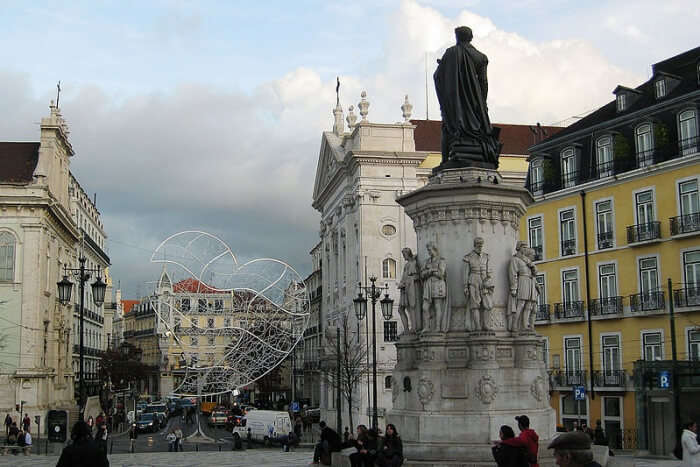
{"left": 322, "top": 312, "right": 368, "bottom": 431}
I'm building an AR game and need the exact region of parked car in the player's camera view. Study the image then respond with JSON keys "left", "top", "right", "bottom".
{"left": 136, "top": 413, "right": 159, "bottom": 433}
{"left": 208, "top": 410, "right": 229, "bottom": 427}
{"left": 232, "top": 410, "right": 292, "bottom": 446}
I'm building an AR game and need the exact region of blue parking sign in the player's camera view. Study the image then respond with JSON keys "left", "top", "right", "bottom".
{"left": 574, "top": 385, "right": 586, "bottom": 401}
{"left": 291, "top": 402, "right": 300, "bottom": 412}
{"left": 659, "top": 371, "right": 671, "bottom": 389}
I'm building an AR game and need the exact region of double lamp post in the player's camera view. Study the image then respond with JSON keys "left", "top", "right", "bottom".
{"left": 56, "top": 256, "right": 107, "bottom": 420}
{"left": 353, "top": 276, "right": 393, "bottom": 430}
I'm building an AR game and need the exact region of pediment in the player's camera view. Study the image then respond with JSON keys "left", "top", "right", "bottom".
{"left": 312, "top": 132, "right": 346, "bottom": 205}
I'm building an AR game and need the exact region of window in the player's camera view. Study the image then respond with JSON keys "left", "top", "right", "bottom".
{"left": 565, "top": 337, "right": 582, "bottom": 374}
{"left": 643, "top": 332, "right": 662, "bottom": 361}
{"left": 596, "top": 136, "right": 613, "bottom": 177}
{"left": 224, "top": 318, "right": 231, "bottom": 327}
{"left": 563, "top": 270, "right": 579, "bottom": 304}
{"left": 174, "top": 317, "right": 181, "bottom": 331}
{"left": 560, "top": 209, "right": 576, "bottom": 256}
{"left": 561, "top": 148, "right": 577, "bottom": 188}
{"left": 639, "top": 257, "right": 659, "bottom": 297}
{"left": 602, "top": 335, "right": 621, "bottom": 376}
{"left": 679, "top": 110, "right": 698, "bottom": 155}
{"left": 382, "top": 258, "right": 396, "bottom": 280}
{"left": 198, "top": 299, "right": 207, "bottom": 313}
{"left": 191, "top": 336, "right": 199, "bottom": 347}
{"left": 207, "top": 318, "right": 215, "bottom": 328}
{"left": 528, "top": 217, "right": 543, "bottom": 260}
{"left": 599, "top": 264, "right": 617, "bottom": 300}
{"left": 383, "top": 321, "right": 398, "bottom": 342}
{"left": 530, "top": 159, "right": 544, "bottom": 193}
{"left": 636, "top": 124, "right": 653, "bottom": 167}
{"left": 181, "top": 298, "right": 191, "bottom": 312}
{"left": 683, "top": 251, "right": 700, "bottom": 306}
{"left": 0, "top": 232, "right": 16, "bottom": 281}
{"left": 385, "top": 376, "right": 392, "bottom": 389}
{"left": 679, "top": 180, "right": 699, "bottom": 217}
{"left": 616, "top": 94, "right": 626, "bottom": 112}
{"left": 381, "top": 224, "right": 396, "bottom": 236}
{"left": 689, "top": 329, "right": 700, "bottom": 361}
{"left": 635, "top": 190, "right": 656, "bottom": 240}
{"left": 190, "top": 317, "right": 198, "bottom": 328}
{"left": 214, "top": 299, "right": 223, "bottom": 311}
{"left": 596, "top": 200, "right": 614, "bottom": 249}
{"left": 208, "top": 336, "right": 215, "bottom": 347}
{"left": 655, "top": 79, "right": 666, "bottom": 98}
{"left": 536, "top": 274, "right": 546, "bottom": 307}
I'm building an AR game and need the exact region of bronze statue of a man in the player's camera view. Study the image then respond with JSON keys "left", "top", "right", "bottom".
{"left": 434, "top": 26, "right": 501, "bottom": 170}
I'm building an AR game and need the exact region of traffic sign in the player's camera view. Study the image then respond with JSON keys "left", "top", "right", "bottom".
{"left": 659, "top": 370, "right": 671, "bottom": 388}
{"left": 574, "top": 385, "right": 586, "bottom": 401}
{"left": 291, "top": 401, "right": 300, "bottom": 412}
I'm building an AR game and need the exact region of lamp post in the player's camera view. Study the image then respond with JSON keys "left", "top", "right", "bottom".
{"left": 57, "top": 256, "right": 107, "bottom": 420}
{"left": 353, "top": 276, "right": 393, "bottom": 430}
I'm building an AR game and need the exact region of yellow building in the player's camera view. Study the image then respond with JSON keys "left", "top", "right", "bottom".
{"left": 522, "top": 47, "right": 700, "bottom": 455}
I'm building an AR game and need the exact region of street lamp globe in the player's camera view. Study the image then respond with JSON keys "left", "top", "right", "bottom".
{"left": 56, "top": 276, "right": 73, "bottom": 305}
{"left": 380, "top": 292, "right": 394, "bottom": 320}
{"left": 91, "top": 276, "right": 107, "bottom": 307}
{"left": 353, "top": 290, "right": 368, "bottom": 321}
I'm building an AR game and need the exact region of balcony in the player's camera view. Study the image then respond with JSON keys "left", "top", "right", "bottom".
{"left": 597, "top": 230, "right": 614, "bottom": 250}
{"left": 535, "top": 304, "right": 551, "bottom": 321}
{"left": 590, "top": 160, "right": 615, "bottom": 180}
{"left": 590, "top": 296, "right": 624, "bottom": 317}
{"left": 670, "top": 212, "right": 700, "bottom": 236}
{"left": 532, "top": 245, "right": 543, "bottom": 261}
{"left": 678, "top": 134, "right": 699, "bottom": 156}
{"left": 550, "top": 369, "right": 587, "bottom": 387}
{"left": 629, "top": 291, "right": 665, "bottom": 313}
{"left": 593, "top": 370, "right": 627, "bottom": 388}
{"left": 561, "top": 239, "right": 576, "bottom": 256}
{"left": 561, "top": 170, "right": 580, "bottom": 189}
{"left": 674, "top": 285, "right": 700, "bottom": 308}
{"left": 627, "top": 221, "right": 661, "bottom": 244}
{"left": 554, "top": 301, "right": 585, "bottom": 319}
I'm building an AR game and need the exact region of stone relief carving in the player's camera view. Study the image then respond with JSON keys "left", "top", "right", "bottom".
{"left": 530, "top": 375, "right": 547, "bottom": 402}
{"left": 475, "top": 375, "right": 499, "bottom": 404}
{"left": 507, "top": 242, "right": 540, "bottom": 333}
{"left": 463, "top": 237, "right": 494, "bottom": 331}
{"left": 474, "top": 345, "right": 495, "bottom": 361}
{"left": 417, "top": 377, "right": 435, "bottom": 408}
{"left": 398, "top": 247, "right": 422, "bottom": 335}
{"left": 392, "top": 376, "right": 400, "bottom": 403}
{"left": 421, "top": 242, "right": 449, "bottom": 332}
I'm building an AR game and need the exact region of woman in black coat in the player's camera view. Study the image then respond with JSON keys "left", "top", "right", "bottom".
{"left": 376, "top": 424, "right": 404, "bottom": 467}
{"left": 492, "top": 425, "right": 529, "bottom": 467}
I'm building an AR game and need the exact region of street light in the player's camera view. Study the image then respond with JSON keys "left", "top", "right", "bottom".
{"left": 57, "top": 256, "right": 108, "bottom": 420}
{"left": 353, "top": 276, "right": 393, "bottom": 430}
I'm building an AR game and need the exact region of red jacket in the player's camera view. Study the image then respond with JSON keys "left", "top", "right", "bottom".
{"left": 517, "top": 429, "right": 539, "bottom": 467}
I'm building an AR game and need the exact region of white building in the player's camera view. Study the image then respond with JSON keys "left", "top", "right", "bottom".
{"left": 310, "top": 92, "right": 544, "bottom": 428}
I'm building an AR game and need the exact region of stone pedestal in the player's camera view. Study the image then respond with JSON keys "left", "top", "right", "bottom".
{"left": 388, "top": 168, "right": 556, "bottom": 465}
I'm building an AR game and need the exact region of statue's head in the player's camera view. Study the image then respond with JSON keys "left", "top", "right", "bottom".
{"left": 474, "top": 237, "right": 484, "bottom": 252}
{"left": 401, "top": 247, "right": 413, "bottom": 260}
{"left": 515, "top": 240, "right": 526, "bottom": 253}
{"left": 426, "top": 241, "right": 438, "bottom": 257}
{"left": 455, "top": 26, "right": 473, "bottom": 44}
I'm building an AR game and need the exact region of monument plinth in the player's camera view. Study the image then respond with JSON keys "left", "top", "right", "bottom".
{"left": 388, "top": 167, "right": 556, "bottom": 465}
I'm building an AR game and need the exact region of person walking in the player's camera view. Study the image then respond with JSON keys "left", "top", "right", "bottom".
{"left": 175, "top": 426, "right": 183, "bottom": 452}
{"left": 7, "top": 422, "right": 19, "bottom": 445}
{"left": 22, "top": 429, "right": 32, "bottom": 456}
{"left": 492, "top": 425, "right": 528, "bottom": 467}
{"left": 4, "top": 413, "right": 12, "bottom": 436}
{"left": 22, "top": 413, "right": 30, "bottom": 432}
{"left": 167, "top": 430, "right": 177, "bottom": 452}
{"left": 56, "top": 421, "right": 109, "bottom": 467}
{"left": 129, "top": 423, "right": 138, "bottom": 453}
{"left": 95, "top": 423, "right": 108, "bottom": 454}
{"left": 682, "top": 421, "right": 700, "bottom": 467}
{"left": 515, "top": 415, "right": 539, "bottom": 467}
{"left": 376, "top": 424, "right": 403, "bottom": 467}
{"left": 547, "top": 431, "right": 601, "bottom": 467}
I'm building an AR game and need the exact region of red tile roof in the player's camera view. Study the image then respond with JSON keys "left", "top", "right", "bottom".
{"left": 411, "top": 120, "right": 562, "bottom": 155}
{"left": 121, "top": 300, "right": 140, "bottom": 315}
{"left": 0, "top": 142, "right": 40, "bottom": 184}
{"left": 173, "top": 278, "right": 227, "bottom": 294}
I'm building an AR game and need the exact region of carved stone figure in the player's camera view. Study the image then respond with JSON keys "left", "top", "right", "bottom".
{"left": 507, "top": 241, "right": 532, "bottom": 332}
{"left": 398, "top": 247, "right": 421, "bottom": 334}
{"left": 421, "top": 242, "right": 449, "bottom": 332}
{"left": 463, "top": 237, "right": 494, "bottom": 331}
{"left": 523, "top": 247, "right": 541, "bottom": 331}
{"left": 434, "top": 26, "right": 501, "bottom": 170}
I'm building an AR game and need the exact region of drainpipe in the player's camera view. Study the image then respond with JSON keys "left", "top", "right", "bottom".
{"left": 580, "top": 190, "right": 595, "bottom": 401}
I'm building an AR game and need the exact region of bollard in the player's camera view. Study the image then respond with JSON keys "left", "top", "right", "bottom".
{"left": 110, "top": 439, "right": 113, "bottom": 454}
{"left": 218, "top": 444, "right": 222, "bottom": 452}
{"left": 196, "top": 444, "right": 199, "bottom": 452}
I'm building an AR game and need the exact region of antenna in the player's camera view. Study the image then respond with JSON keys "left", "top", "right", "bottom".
{"left": 425, "top": 52, "right": 429, "bottom": 120}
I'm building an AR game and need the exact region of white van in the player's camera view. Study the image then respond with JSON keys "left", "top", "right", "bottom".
{"left": 232, "top": 410, "right": 292, "bottom": 445}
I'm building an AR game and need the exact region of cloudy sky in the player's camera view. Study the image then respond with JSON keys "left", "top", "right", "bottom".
{"left": 0, "top": 0, "right": 696, "bottom": 299}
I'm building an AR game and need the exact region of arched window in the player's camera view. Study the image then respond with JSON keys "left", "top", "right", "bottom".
{"left": 596, "top": 136, "right": 613, "bottom": 178}
{"left": 382, "top": 258, "right": 396, "bottom": 279}
{"left": 385, "top": 375, "right": 392, "bottom": 389}
{"left": 635, "top": 124, "right": 653, "bottom": 167}
{"left": 560, "top": 147, "right": 577, "bottom": 188}
{"left": 679, "top": 109, "right": 698, "bottom": 155}
{"left": 0, "top": 232, "right": 16, "bottom": 282}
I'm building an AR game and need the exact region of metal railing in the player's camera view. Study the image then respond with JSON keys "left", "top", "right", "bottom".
{"left": 550, "top": 369, "right": 587, "bottom": 386}
{"left": 627, "top": 221, "right": 661, "bottom": 243}
{"left": 670, "top": 212, "right": 700, "bottom": 235}
{"left": 561, "top": 170, "right": 580, "bottom": 189}
{"left": 591, "top": 160, "right": 615, "bottom": 179}
{"left": 590, "top": 296, "right": 624, "bottom": 316}
{"left": 535, "top": 304, "right": 550, "bottom": 321}
{"left": 561, "top": 239, "right": 576, "bottom": 256}
{"left": 629, "top": 291, "right": 665, "bottom": 312}
{"left": 674, "top": 285, "right": 700, "bottom": 307}
{"left": 593, "top": 369, "right": 627, "bottom": 388}
{"left": 554, "top": 301, "right": 585, "bottom": 319}
{"left": 597, "top": 230, "right": 614, "bottom": 249}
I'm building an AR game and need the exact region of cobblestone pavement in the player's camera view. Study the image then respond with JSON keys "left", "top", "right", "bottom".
{"left": 0, "top": 447, "right": 314, "bottom": 466}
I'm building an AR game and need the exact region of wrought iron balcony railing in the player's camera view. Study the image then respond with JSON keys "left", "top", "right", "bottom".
{"left": 561, "top": 239, "right": 576, "bottom": 256}
{"left": 593, "top": 369, "right": 627, "bottom": 388}
{"left": 597, "top": 230, "right": 614, "bottom": 250}
{"left": 629, "top": 291, "right": 665, "bottom": 312}
{"left": 554, "top": 301, "right": 585, "bottom": 319}
{"left": 529, "top": 179, "right": 544, "bottom": 194}
{"left": 670, "top": 212, "right": 700, "bottom": 236}
{"left": 674, "top": 285, "right": 700, "bottom": 308}
{"left": 535, "top": 304, "right": 550, "bottom": 321}
{"left": 550, "top": 369, "right": 587, "bottom": 387}
{"left": 591, "top": 160, "right": 615, "bottom": 180}
{"left": 627, "top": 221, "right": 661, "bottom": 243}
{"left": 561, "top": 170, "right": 580, "bottom": 189}
{"left": 590, "top": 296, "right": 624, "bottom": 316}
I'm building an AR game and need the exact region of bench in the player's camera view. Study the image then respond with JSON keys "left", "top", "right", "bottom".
{"left": 1, "top": 444, "right": 31, "bottom": 455}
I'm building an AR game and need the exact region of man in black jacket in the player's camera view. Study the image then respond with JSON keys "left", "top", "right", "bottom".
{"left": 57, "top": 421, "right": 109, "bottom": 467}
{"left": 313, "top": 421, "right": 342, "bottom": 465}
